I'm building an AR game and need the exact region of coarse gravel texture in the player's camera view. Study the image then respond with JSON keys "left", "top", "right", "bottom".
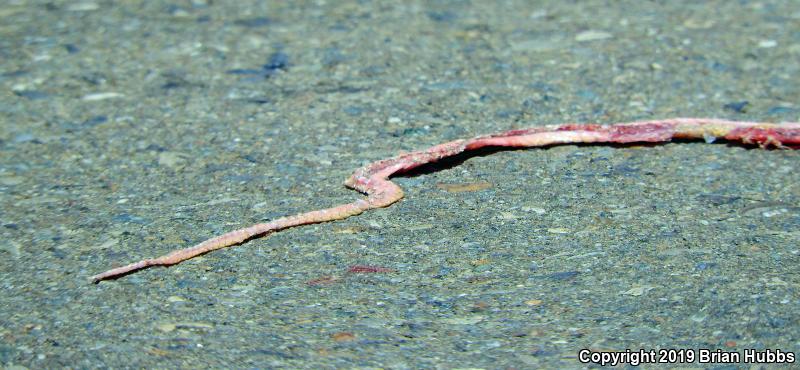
{"left": 1, "top": 0, "right": 799, "bottom": 368}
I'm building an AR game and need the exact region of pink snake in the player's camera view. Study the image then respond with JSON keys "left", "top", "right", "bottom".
{"left": 92, "top": 118, "right": 800, "bottom": 283}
